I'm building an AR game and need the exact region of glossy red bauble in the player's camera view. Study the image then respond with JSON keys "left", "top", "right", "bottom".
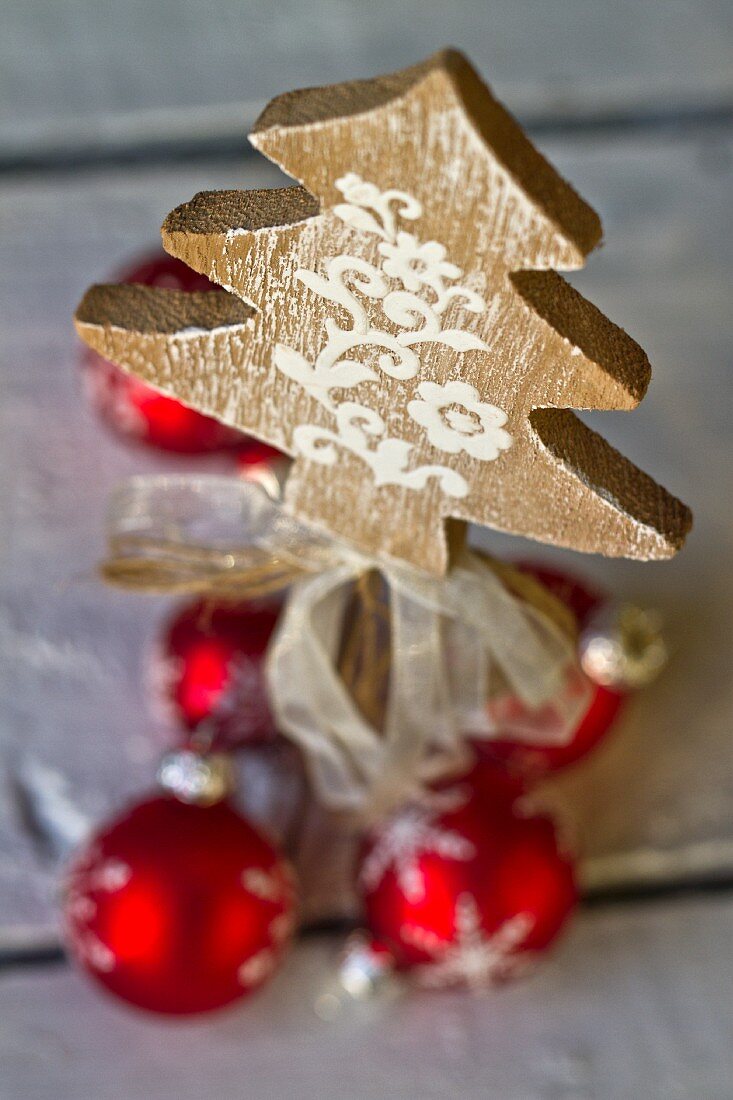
{"left": 474, "top": 563, "right": 625, "bottom": 775}
{"left": 80, "top": 252, "right": 246, "bottom": 453}
{"left": 479, "top": 683, "right": 625, "bottom": 776}
{"left": 236, "top": 438, "right": 288, "bottom": 476}
{"left": 433, "top": 755, "right": 527, "bottom": 807}
{"left": 236, "top": 439, "right": 291, "bottom": 500}
{"left": 112, "top": 253, "right": 216, "bottom": 294}
{"left": 359, "top": 785, "right": 576, "bottom": 989}
{"left": 149, "top": 599, "right": 281, "bottom": 750}
{"left": 63, "top": 795, "right": 296, "bottom": 1015}
{"left": 449, "top": 757, "right": 528, "bottom": 805}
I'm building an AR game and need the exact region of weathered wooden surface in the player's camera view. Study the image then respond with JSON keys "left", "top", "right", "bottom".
{"left": 2, "top": 120, "right": 731, "bottom": 941}
{"left": 3, "top": 0, "right": 732, "bottom": 161}
{"left": 2, "top": 896, "right": 731, "bottom": 1099}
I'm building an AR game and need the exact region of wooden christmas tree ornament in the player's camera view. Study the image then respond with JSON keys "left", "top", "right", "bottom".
{"left": 75, "top": 49, "right": 691, "bottom": 575}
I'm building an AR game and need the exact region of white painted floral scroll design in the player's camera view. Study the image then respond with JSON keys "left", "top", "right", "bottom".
{"left": 293, "top": 402, "right": 469, "bottom": 498}
{"left": 275, "top": 173, "right": 512, "bottom": 498}
{"left": 408, "top": 380, "right": 512, "bottom": 462}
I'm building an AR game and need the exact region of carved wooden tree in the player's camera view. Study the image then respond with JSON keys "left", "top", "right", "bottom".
{"left": 75, "top": 49, "right": 691, "bottom": 575}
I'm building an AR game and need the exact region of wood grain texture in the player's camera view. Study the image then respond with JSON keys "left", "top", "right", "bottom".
{"left": 75, "top": 51, "right": 691, "bottom": 573}
{"left": 2, "top": 897, "right": 731, "bottom": 1099}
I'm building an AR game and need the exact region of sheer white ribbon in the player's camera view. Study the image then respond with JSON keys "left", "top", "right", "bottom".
{"left": 108, "top": 476, "right": 588, "bottom": 816}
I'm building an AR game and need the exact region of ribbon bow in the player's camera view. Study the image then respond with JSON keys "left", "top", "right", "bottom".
{"left": 104, "top": 476, "right": 586, "bottom": 817}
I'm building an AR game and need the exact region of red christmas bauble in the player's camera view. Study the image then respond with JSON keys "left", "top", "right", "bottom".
{"left": 479, "top": 684, "right": 625, "bottom": 776}
{"left": 433, "top": 755, "right": 527, "bottom": 807}
{"left": 359, "top": 785, "right": 576, "bottom": 989}
{"left": 80, "top": 252, "right": 247, "bottom": 454}
{"left": 62, "top": 795, "right": 296, "bottom": 1015}
{"left": 236, "top": 440, "right": 291, "bottom": 500}
{"left": 473, "top": 563, "right": 625, "bottom": 775}
{"left": 149, "top": 599, "right": 281, "bottom": 750}
{"left": 514, "top": 562, "right": 605, "bottom": 628}
{"left": 236, "top": 438, "right": 288, "bottom": 475}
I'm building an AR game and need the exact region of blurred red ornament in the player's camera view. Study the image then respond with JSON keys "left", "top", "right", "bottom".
{"left": 236, "top": 438, "right": 291, "bottom": 500}
{"left": 149, "top": 599, "right": 281, "bottom": 750}
{"left": 473, "top": 563, "right": 625, "bottom": 776}
{"left": 479, "top": 684, "right": 624, "bottom": 776}
{"left": 432, "top": 755, "right": 527, "bottom": 807}
{"left": 80, "top": 252, "right": 247, "bottom": 453}
{"left": 62, "top": 795, "right": 296, "bottom": 1015}
{"left": 236, "top": 438, "right": 287, "bottom": 473}
{"left": 359, "top": 785, "right": 576, "bottom": 989}
{"left": 449, "top": 757, "right": 528, "bottom": 805}
{"left": 515, "top": 562, "right": 605, "bottom": 627}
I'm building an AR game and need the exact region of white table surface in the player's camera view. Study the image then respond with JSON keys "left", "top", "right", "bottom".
{"left": 1, "top": 3, "right": 731, "bottom": 1096}
{"left": 3, "top": 896, "right": 732, "bottom": 1100}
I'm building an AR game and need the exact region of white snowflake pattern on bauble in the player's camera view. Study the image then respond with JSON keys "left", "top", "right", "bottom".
{"left": 63, "top": 846, "right": 132, "bottom": 973}
{"left": 402, "top": 893, "right": 534, "bottom": 991}
{"left": 360, "top": 788, "right": 475, "bottom": 903}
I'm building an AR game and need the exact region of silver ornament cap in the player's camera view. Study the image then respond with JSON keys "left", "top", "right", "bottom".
{"left": 314, "top": 933, "right": 397, "bottom": 1020}
{"left": 157, "top": 750, "right": 235, "bottom": 806}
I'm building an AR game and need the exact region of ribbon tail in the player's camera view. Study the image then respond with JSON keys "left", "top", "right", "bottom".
{"left": 372, "top": 582, "right": 469, "bottom": 814}
{"left": 266, "top": 565, "right": 387, "bottom": 812}
{"left": 452, "top": 552, "right": 590, "bottom": 745}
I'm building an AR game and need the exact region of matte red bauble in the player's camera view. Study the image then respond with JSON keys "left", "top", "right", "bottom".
{"left": 149, "top": 599, "right": 281, "bottom": 750}
{"left": 62, "top": 795, "right": 296, "bottom": 1015}
{"left": 359, "top": 786, "right": 576, "bottom": 989}
{"left": 80, "top": 252, "right": 246, "bottom": 453}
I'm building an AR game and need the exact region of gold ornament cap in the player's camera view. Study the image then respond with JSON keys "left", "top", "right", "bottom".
{"left": 579, "top": 604, "right": 668, "bottom": 690}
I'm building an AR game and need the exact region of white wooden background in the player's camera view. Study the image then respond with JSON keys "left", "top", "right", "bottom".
{"left": 1, "top": 2, "right": 732, "bottom": 1097}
